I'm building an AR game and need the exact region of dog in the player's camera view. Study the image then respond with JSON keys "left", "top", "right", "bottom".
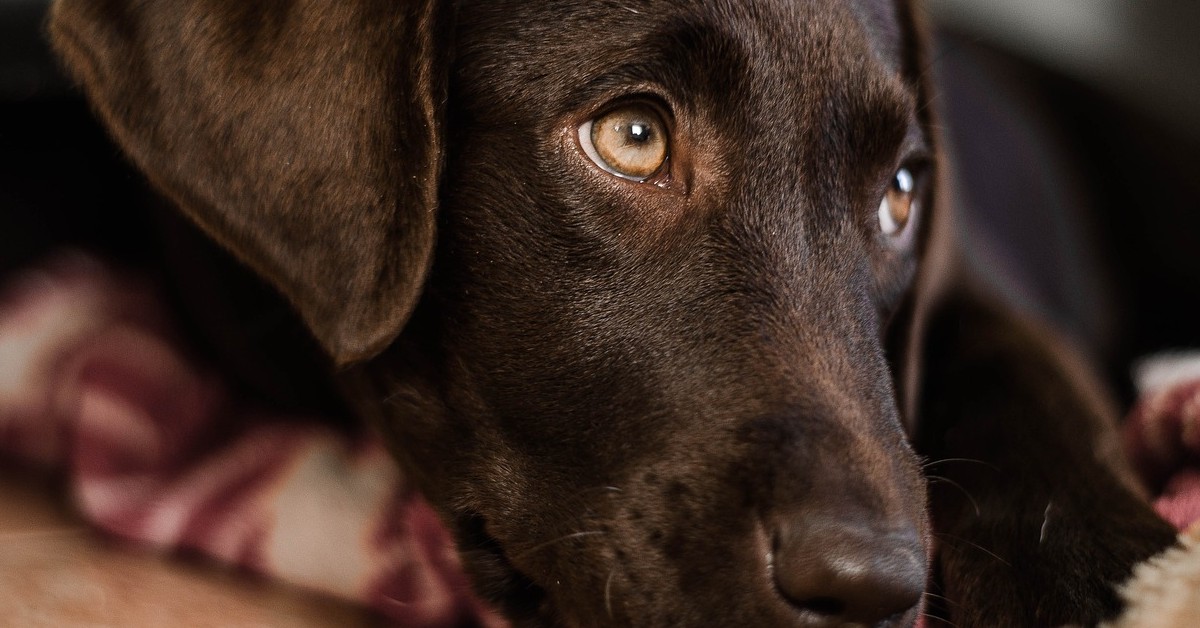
{"left": 47, "top": 0, "right": 1178, "bottom": 626}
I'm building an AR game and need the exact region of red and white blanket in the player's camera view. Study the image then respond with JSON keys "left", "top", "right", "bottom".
{"left": 2, "top": 252, "right": 1198, "bottom": 624}
{"left": 1125, "top": 353, "right": 1200, "bottom": 531}
{"left": 0, "top": 253, "right": 506, "bottom": 627}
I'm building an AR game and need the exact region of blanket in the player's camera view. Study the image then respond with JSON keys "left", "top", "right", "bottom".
{"left": 1108, "top": 353, "right": 1200, "bottom": 627}
{"left": 2, "top": 251, "right": 1197, "bottom": 625}
{"left": 1124, "top": 353, "right": 1200, "bottom": 530}
{"left": 0, "top": 253, "right": 505, "bottom": 627}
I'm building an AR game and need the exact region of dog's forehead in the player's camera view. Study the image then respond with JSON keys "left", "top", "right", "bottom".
{"left": 453, "top": 0, "right": 911, "bottom": 115}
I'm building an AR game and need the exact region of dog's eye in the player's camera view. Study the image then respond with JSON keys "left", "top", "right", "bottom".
{"left": 579, "top": 104, "right": 669, "bottom": 181}
{"left": 879, "top": 166, "right": 917, "bottom": 237}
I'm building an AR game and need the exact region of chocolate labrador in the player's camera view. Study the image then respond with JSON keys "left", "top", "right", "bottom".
{"left": 47, "top": 0, "right": 1176, "bottom": 626}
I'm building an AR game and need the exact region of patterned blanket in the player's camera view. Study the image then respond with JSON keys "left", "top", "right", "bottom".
{"left": 1125, "top": 353, "right": 1200, "bottom": 531}
{"left": 2, "top": 252, "right": 1197, "bottom": 624}
{"left": 0, "top": 253, "right": 504, "bottom": 627}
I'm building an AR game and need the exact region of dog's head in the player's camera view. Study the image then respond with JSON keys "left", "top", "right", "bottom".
{"left": 51, "top": 0, "right": 942, "bottom": 625}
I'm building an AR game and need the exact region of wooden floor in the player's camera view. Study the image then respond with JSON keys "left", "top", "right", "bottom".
{"left": 0, "top": 469, "right": 376, "bottom": 627}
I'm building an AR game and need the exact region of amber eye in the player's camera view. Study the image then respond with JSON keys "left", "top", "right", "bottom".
{"left": 579, "top": 104, "right": 669, "bottom": 181}
{"left": 879, "top": 166, "right": 918, "bottom": 237}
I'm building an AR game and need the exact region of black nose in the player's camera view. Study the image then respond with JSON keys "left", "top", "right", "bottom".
{"left": 771, "top": 518, "right": 925, "bottom": 625}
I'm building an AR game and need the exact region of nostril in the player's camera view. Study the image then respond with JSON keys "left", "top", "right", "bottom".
{"left": 771, "top": 521, "right": 925, "bottom": 624}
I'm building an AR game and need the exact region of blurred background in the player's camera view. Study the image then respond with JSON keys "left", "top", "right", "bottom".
{"left": 927, "top": 0, "right": 1200, "bottom": 400}
{"left": 1, "top": 0, "right": 1199, "bottom": 398}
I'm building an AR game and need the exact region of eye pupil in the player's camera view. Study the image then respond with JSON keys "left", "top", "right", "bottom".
{"left": 628, "top": 122, "right": 650, "bottom": 142}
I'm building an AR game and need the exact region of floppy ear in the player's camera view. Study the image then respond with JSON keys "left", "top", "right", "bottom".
{"left": 48, "top": 0, "right": 446, "bottom": 364}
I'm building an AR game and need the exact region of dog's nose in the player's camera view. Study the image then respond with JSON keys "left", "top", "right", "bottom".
{"left": 771, "top": 518, "right": 925, "bottom": 625}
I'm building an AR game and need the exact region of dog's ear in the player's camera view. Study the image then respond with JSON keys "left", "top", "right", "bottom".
{"left": 48, "top": 0, "right": 446, "bottom": 364}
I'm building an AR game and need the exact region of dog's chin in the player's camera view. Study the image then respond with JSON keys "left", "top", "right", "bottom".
{"left": 454, "top": 520, "right": 608, "bottom": 628}
{"left": 457, "top": 513, "right": 552, "bottom": 622}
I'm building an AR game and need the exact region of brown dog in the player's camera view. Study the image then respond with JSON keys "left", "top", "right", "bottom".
{"left": 48, "top": 1, "right": 1176, "bottom": 626}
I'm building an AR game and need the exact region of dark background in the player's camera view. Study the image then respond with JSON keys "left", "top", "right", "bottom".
{"left": 1, "top": 0, "right": 1197, "bottom": 406}
{"left": 927, "top": 0, "right": 1200, "bottom": 401}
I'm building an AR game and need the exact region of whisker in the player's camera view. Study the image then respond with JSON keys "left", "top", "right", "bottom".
{"left": 604, "top": 567, "right": 617, "bottom": 619}
{"left": 922, "top": 590, "right": 963, "bottom": 610}
{"left": 921, "top": 611, "right": 960, "bottom": 628}
{"left": 921, "top": 457, "right": 998, "bottom": 472}
{"left": 925, "top": 474, "right": 982, "bottom": 518}
{"left": 511, "top": 530, "right": 607, "bottom": 561}
{"left": 575, "top": 485, "right": 623, "bottom": 499}
{"left": 934, "top": 532, "right": 1012, "bottom": 567}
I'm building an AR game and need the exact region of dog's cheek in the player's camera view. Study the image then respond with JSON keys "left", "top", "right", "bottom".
{"left": 363, "top": 368, "right": 563, "bottom": 620}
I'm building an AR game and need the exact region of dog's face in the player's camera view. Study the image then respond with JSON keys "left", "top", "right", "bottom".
{"left": 52, "top": 0, "right": 936, "bottom": 625}
{"left": 387, "top": 1, "right": 935, "bottom": 625}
